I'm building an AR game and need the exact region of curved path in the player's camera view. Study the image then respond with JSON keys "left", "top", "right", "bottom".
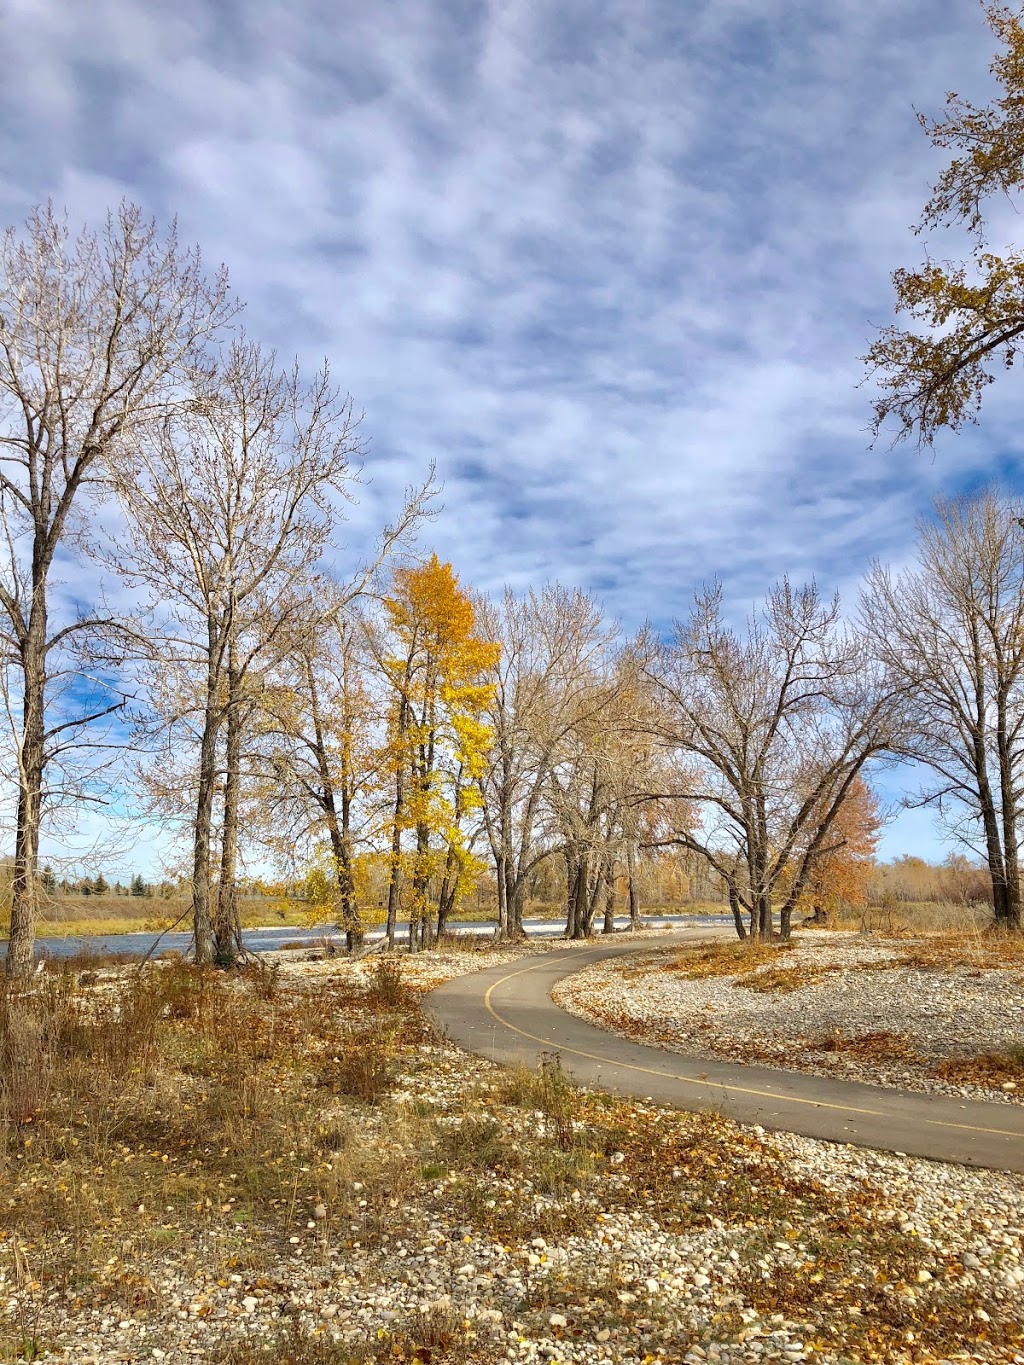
{"left": 426, "top": 932, "right": 1024, "bottom": 1174}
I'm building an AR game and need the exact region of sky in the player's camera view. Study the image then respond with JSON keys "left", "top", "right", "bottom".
{"left": 1, "top": 0, "right": 1021, "bottom": 874}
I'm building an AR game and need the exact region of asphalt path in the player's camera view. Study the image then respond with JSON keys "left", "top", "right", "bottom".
{"left": 426, "top": 931, "right": 1024, "bottom": 1174}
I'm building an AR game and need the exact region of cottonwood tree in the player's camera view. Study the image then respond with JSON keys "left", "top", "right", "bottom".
{"left": 866, "top": 5, "right": 1024, "bottom": 444}
{"left": 862, "top": 491, "right": 1024, "bottom": 927}
{"left": 0, "top": 203, "right": 232, "bottom": 978}
{"left": 254, "top": 471, "right": 436, "bottom": 949}
{"left": 545, "top": 659, "right": 662, "bottom": 939}
{"left": 644, "top": 580, "right": 900, "bottom": 941}
{"left": 374, "top": 555, "right": 498, "bottom": 950}
{"left": 784, "top": 775, "right": 882, "bottom": 924}
{"left": 476, "top": 585, "right": 620, "bottom": 940}
{"left": 256, "top": 605, "right": 378, "bottom": 948}
{"left": 113, "top": 339, "right": 360, "bottom": 965}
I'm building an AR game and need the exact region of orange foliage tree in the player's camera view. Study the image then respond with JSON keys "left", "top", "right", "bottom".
{"left": 794, "top": 776, "right": 882, "bottom": 923}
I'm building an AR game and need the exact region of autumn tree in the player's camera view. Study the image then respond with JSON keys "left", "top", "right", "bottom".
{"left": 113, "top": 340, "right": 360, "bottom": 965}
{"left": 476, "top": 585, "right": 621, "bottom": 940}
{"left": 862, "top": 491, "right": 1024, "bottom": 927}
{"left": 375, "top": 555, "right": 498, "bottom": 949}
{"left": 644, "top": 580, "right": 901, "bottom": 941}
{"left": 866, "top": 5, "right": 1024, "bottom": 444}
{"left": 0, "top": 203, "right": 232, "bottom": 978}
{"left": 788, "top": 776, "right": 881, "bottom": 924}
{"left": 249, "top": 466, "right": 433, "bottom": 951}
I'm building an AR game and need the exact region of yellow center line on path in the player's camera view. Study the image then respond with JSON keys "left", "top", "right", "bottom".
{"left": 481, "top": 955, "right": 1024, "bottom": 1140}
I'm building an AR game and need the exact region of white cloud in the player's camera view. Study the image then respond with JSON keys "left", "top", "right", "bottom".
{"left": 0, "top": 0, "right": 1018, "bottom": 868}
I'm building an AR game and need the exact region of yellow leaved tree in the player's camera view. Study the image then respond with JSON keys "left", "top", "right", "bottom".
{"left": 375, "top": 555, "right": 499, "bottom": 949}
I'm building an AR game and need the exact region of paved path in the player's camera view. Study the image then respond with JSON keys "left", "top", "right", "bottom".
{"left": 426, "top": 932, "right": 1024, "bottom": 1174}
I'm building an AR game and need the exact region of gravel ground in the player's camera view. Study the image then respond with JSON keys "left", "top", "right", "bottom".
{"left": 553, "top": 932, "right": 1024, "bottom": 1105}
{"left": 7, "top": 932, "right": 1024, "bottom": 1364}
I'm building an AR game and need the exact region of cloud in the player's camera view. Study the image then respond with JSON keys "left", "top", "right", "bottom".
{"left": 0, "top": 0, "right": 1017, "bottom": 866}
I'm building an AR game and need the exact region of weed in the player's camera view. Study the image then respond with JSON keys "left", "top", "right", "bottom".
{"left": 366, "top": 955, "right": 407, "bottom": 1009}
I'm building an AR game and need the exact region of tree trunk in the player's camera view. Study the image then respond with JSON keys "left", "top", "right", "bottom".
{"left": 728, "top": 888, "right": 747, "bottom": 940}
{"left": 495, "top": 851, "right": 508, "bottom": 940}
{"left": 779, "top": 900, "right": 793, "bottom": 942}
{"left": 626, "top": 840, "right": 640, "bottom": 929}
{"left": 602, "top": 863, "right": 616, "bottom": 934}
{"left": 191, "top": 637, "right": 221, "bottom": 967}
{"left": 6, "top": 631, "right": 46, "bottom": 979}
{"left": 214, "top": 650, "right": 243, "bottom": 966}
{"left": 385, "top": 776, "right": 403, "bottom": 950}
{"left": 509, "top": 873, "right": 526, "bottom": 940}
{"left": 566, "top": 852, "right": 590, "bottom": 939}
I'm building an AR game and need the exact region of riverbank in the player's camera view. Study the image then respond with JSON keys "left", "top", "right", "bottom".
{"left": 1, "top": 941, "right": 1021, "bottom": 1363}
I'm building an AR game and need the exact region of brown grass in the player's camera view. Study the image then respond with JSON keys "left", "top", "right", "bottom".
{"left": 801, "top": 1028, "right": 925, "bottom": 1065}
{"left": 642, "top": 938, "right": 792, "bottom": 982}
{"left": 734, "top": 962, "right": 844, "bottom": 993}
{"left": 1, "top": 950, "right": 1022, "bottom": 1361}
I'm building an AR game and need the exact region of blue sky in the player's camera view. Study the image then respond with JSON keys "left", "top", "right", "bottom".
{"left": 2, "top": 0, "right": 1021, "bottom": 873}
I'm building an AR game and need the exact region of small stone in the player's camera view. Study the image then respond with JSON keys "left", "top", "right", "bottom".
{"left": 596, "top": 1328, "right": 611, "bottom": 1343}
{"left": 549, "top": 1313, "right": 567, "bottom": 1328}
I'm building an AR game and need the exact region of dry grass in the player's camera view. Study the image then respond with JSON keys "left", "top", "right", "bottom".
{"left": 642, "top": 939, "right": 792, "bottom": 983}
{"left": 1, "top": 894, "right": 320, "bottom": 940}
{"left": 733, "top": 961, "right": 844, "bottom": 993}
{"left": 934, "top": 1045, "right": 1024, "bottom": 1088}
{"left": 890, "top": 929, "right": 1024, "bottom": 971}
{"left": 1, "top": 952, "right": 1022, "bottom": 1361}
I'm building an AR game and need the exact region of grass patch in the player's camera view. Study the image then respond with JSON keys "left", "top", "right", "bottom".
{"left": 891, "top": 929, "right": 1024, "bottom": 971}
{"left": 801, "top": 1029, "right": 924, "bottom": 1065}
{"left": 637, "top": 939, "right": 793, "bottom": 983}
{"left": 933, "top": 1044, "right": 1024, "bottom": 1089}
{"left": 733, "top": 962, "right": 842, "bottom": 993}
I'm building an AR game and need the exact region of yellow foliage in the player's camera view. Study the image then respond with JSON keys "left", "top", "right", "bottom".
{"left": 380, "top": 555, "right": 500, "bottom": 919}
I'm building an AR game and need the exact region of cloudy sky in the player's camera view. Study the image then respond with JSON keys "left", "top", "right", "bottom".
{"left": 2, "top": 0, "right": 1020, "bottom": 870}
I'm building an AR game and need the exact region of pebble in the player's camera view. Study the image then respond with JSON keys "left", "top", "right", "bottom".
{"left": 16, "top": 933, "right": 1024, "bottom": 1365}
{"left": 554, "top": 932, "right": 1024, "bottom": 1105}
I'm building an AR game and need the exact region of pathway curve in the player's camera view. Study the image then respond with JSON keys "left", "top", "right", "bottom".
{"left": 425, "top": 932, "right": 1024, "bottom": 1174}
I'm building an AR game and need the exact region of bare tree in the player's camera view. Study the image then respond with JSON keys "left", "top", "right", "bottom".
{"left": 0, "top": 203, "right": 232, "bottom": 977}
{"left": 862, "top": 491, "right": 1024, "bottom": 928}
{"left": 112, "top": 339, "right": 360, "bottom": 964}
{"left": 644, "top": 581, "right": 899, "bottom": 941}
{"left": 254, "top": 479, "right": 436, "bottom": 949}
{"left": 477, "top": 586, "right": 620, "bottom": 940}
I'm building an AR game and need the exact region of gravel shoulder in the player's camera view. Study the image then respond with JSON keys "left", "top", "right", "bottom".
{"left": 552, "top": 930, "right": 1024, "bottom": 1105}
{"left": 8, "top": 933, "right": 1024, "bottom": 1365}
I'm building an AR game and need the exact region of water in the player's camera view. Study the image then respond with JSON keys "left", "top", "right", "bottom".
{"left": 0, "top": 913, "right": 729, "bottom": 962}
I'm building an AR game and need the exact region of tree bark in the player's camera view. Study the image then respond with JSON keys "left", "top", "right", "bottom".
{"left": 602, "top": 862, "right": 616, "bottom": 934}
{"left": 191, "top": 632, "right": 221, "bottom": 967}
{"left": 7, "top": 628, "right": 46, "bottom": 979}
{"left": 214, "top": 644, "right": 243, "bottom": 966}
{"left": 626, "top": 839, "right": 640, "bottom": 929}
